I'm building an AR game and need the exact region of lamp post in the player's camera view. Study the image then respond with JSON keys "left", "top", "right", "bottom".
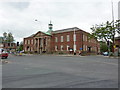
{"left": 111, "top": 1, "right": 115, "bottom": 53}
{"left": 107, "top": 40, "right": 110, "bottom": 56}
{"left": 35, "top": 19, "right": 44, "bottom": 54}
{"left": 35, "top": 19, "right": 42, "bottom": 30}
{"left": 73, "top": 28, "right": 76, "bottom": 55}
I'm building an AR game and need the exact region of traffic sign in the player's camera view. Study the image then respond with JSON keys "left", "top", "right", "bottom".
{"left": 80, "top": 48, "right": 83, "bottom": 50}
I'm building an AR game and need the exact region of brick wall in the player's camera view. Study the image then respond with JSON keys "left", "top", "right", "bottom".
{"left": 23, "top": 37, "right": 34, "bottom": 52}
{"left": 51, "top": 30, "right": 100, "bottom": 54}
{"left": 23, "top": 28, "right": 100, "bottom": 54}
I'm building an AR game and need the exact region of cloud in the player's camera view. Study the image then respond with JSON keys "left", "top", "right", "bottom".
{"left": 6, "top": 2, "right": 30, "bottom": 11}
{"left": 0, "top": 0, "right": 119, "bottom": 42}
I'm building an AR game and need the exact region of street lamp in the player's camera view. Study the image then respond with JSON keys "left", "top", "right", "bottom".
{"left": 35, "top": 19, "right": 44, "bottom": 54}
{"left": 35, "top": 19, "right": 42, "bottom": 30}
{"left": 73, "top": 28, "right": 76, "bottom": 55}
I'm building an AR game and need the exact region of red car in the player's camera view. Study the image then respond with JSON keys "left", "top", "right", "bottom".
{"left": 0, "top": 49, "right": 8, "bottom": 59}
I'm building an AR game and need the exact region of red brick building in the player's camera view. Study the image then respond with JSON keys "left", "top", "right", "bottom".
{"left": 51, "top": 27, "right": 100, "bottom": 54}
{"left": 0, "top": 36, "right": 17, "bottom": 51}
{"left": 115, "top": 36, "right": 120, "bottom": 53}
{"left": 23, "top": 31, "right": 52, "bottom": 54}
{"left": 3, "top": 43, "right": 17, "bottom": 51}
{"left": 115, "top": 36, "right": 120, "bottom": 47}
{"left": 23, "top": 23, "right": 100, "bottom": 54}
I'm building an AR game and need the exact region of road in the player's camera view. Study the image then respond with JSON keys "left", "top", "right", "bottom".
{"left": 2, "top": 55, "right": 118, "bottom": 88}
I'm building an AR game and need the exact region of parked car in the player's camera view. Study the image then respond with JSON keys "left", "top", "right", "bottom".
{"left": 0, "top": 48, "right": 8, "bottom": 59}
{"left": 103, "top": 52, "right": 108, "bottom": 56}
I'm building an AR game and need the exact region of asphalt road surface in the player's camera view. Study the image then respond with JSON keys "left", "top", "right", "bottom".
{"left": 2, "top": 55, "right": 118, "bottom": 88}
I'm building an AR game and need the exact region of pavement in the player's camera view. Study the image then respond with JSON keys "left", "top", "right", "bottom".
{"left": 18, "top": 53, "right": 120, "bottom": 58}
{"left": 2, "top": 54, "right": 118, "bottom": 88}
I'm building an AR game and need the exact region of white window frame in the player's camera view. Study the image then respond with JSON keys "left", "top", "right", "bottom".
{"left": 25, "top": 40, "right": 27, "bottom": 44}
{"left": 67, "top": 35, "right": 70, "bottom": 42}
{"left": 61, "top": 36, "right": 63, "bottom": 42}
{"left": 55, "top": 37, "right": 58, "bottom": 42}
{"left": 86, "top": 36, "right": 87, "bottom": 41}
{"left": 67, "top": 45, "right": 70, "bottom": 51}
{"left": 28, "top": 40, "right": 30, "bottom": 44}
{"left": 55, "top": 46, "right": 58, "bottom": 51}
{"left": 31, "top": 47, "right": 33, "bottom": 51}
{"left": 46, "top": 38, "right": 47, "bottom": 45}
{"left": 28, "top": 47, "right": 30, "bottom": 51}
{"left": 31, "top": 39, "right": 33, "bottom": 44}
{"left": 86, "top": 45, "right": 87, "bottom": 51}
{"left": 83, "top": 45, "right": 85, "bottom": 51}
{"left": 83, "top": 34, "right": 85, "bottom": 41}
{"left": 61, "top": 45, "right": 63, "bottom": 51}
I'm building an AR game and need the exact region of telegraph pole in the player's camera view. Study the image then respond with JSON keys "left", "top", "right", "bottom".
{"left": 111, "top": 1, "right": 115, "bottom": 53}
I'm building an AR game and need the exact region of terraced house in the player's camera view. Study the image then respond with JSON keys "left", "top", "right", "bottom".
{"left": 23, "top": 22, "right": 100, "bottom": 54}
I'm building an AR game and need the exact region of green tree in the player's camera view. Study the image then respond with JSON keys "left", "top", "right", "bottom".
{"left": 100, "top": 41, "right": 113, "bottom": 53}
{"left": 7, "top": 32, "right": 14, "bottom": 43}
{"left": 100, "top": 41, "right": 108, "bottom": 53}
{"left": 18, "top": 42, "right": 23, "bottom": 51}
{"left": 3, "top": 32, "right": 14, "bottom": 43}
{"left": 90, "top": 20, "right": 120, "bottom": 52}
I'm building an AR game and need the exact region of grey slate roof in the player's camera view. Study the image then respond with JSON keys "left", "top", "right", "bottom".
{"left": 52, "top": 27, "right": 80, "bottom": 34}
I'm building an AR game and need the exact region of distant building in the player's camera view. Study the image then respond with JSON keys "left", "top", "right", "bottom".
{"left": 3, "top": 42, "right": 17, "bottom": 51}
{"left": 0, "top": 36, "right": 17, "bottom": 52}
{"left": 23, "top": 22, "right": 100, "bottom": 54}
{"left": 115, "top": 36, "right": 120, "bottom": 56}
{"left": 0, "top": 37, "right": 3, "bottom": 48}
{"left": 115, "top": 36, "right": 120, "bottom": 47}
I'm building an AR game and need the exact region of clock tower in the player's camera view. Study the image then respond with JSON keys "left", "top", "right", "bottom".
{"left": 46, "top": 21, "right": 53, "bottom": 35}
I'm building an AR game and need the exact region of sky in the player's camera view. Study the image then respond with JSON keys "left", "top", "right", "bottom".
{"left": 0, "top": 0, "right": 119, "bottom": 42}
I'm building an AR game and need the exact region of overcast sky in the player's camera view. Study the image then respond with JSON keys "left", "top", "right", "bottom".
{"left": 0, "top": 0, "right": 119, "bottom": 42}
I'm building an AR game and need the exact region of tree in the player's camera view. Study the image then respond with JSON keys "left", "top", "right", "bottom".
{"left": 7, "top": 32, "right": 14, "bottom": 43}
{"left": 90, "top": 20, "right": 120, "bottom": 52}
{"left": 18, "top": 42, "right": 23, "bottom": 51}
{"left": 3, "top": 32, "right": 14, "bottom": 43}
{"left": 100, "top": 41, "right": 113, "bottom": 53}
{"left": 100, "top": 41, "right": 108, "bottom": 53}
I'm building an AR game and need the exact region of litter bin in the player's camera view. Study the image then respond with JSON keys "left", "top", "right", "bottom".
{"left": 19, "top": 52, "right": 22, "bottom": 56}
{"left": 74, "top": 52, "right": 76, "bottom": 55}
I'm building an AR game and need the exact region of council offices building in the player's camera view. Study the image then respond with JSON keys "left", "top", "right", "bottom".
{"left": 23, "top": 22, "right": 100, "bottom": 54}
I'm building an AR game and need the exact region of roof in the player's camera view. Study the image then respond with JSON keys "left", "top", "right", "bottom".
{"left": 52, "top": 27, "right": 85, "bottom": 34}
{"left": 33, "top": 31, "right": 51, "bottom": 36}
{"left": 45, "top": 32, "right": 51, "bottom": 35}
{"left": 24, "top": 31, "right": 51, "bottom": 39}
{"left": 24, "top": 27, "right": 91, "bottom": 38}
{"left": 26, "top": 34, "right": 35, "bottom": 38}
{"left": 46, "top": 29, "right": 52, "bottom": 35}
{"left": 115, "top": 36, "right": 120, "bottom": 40}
